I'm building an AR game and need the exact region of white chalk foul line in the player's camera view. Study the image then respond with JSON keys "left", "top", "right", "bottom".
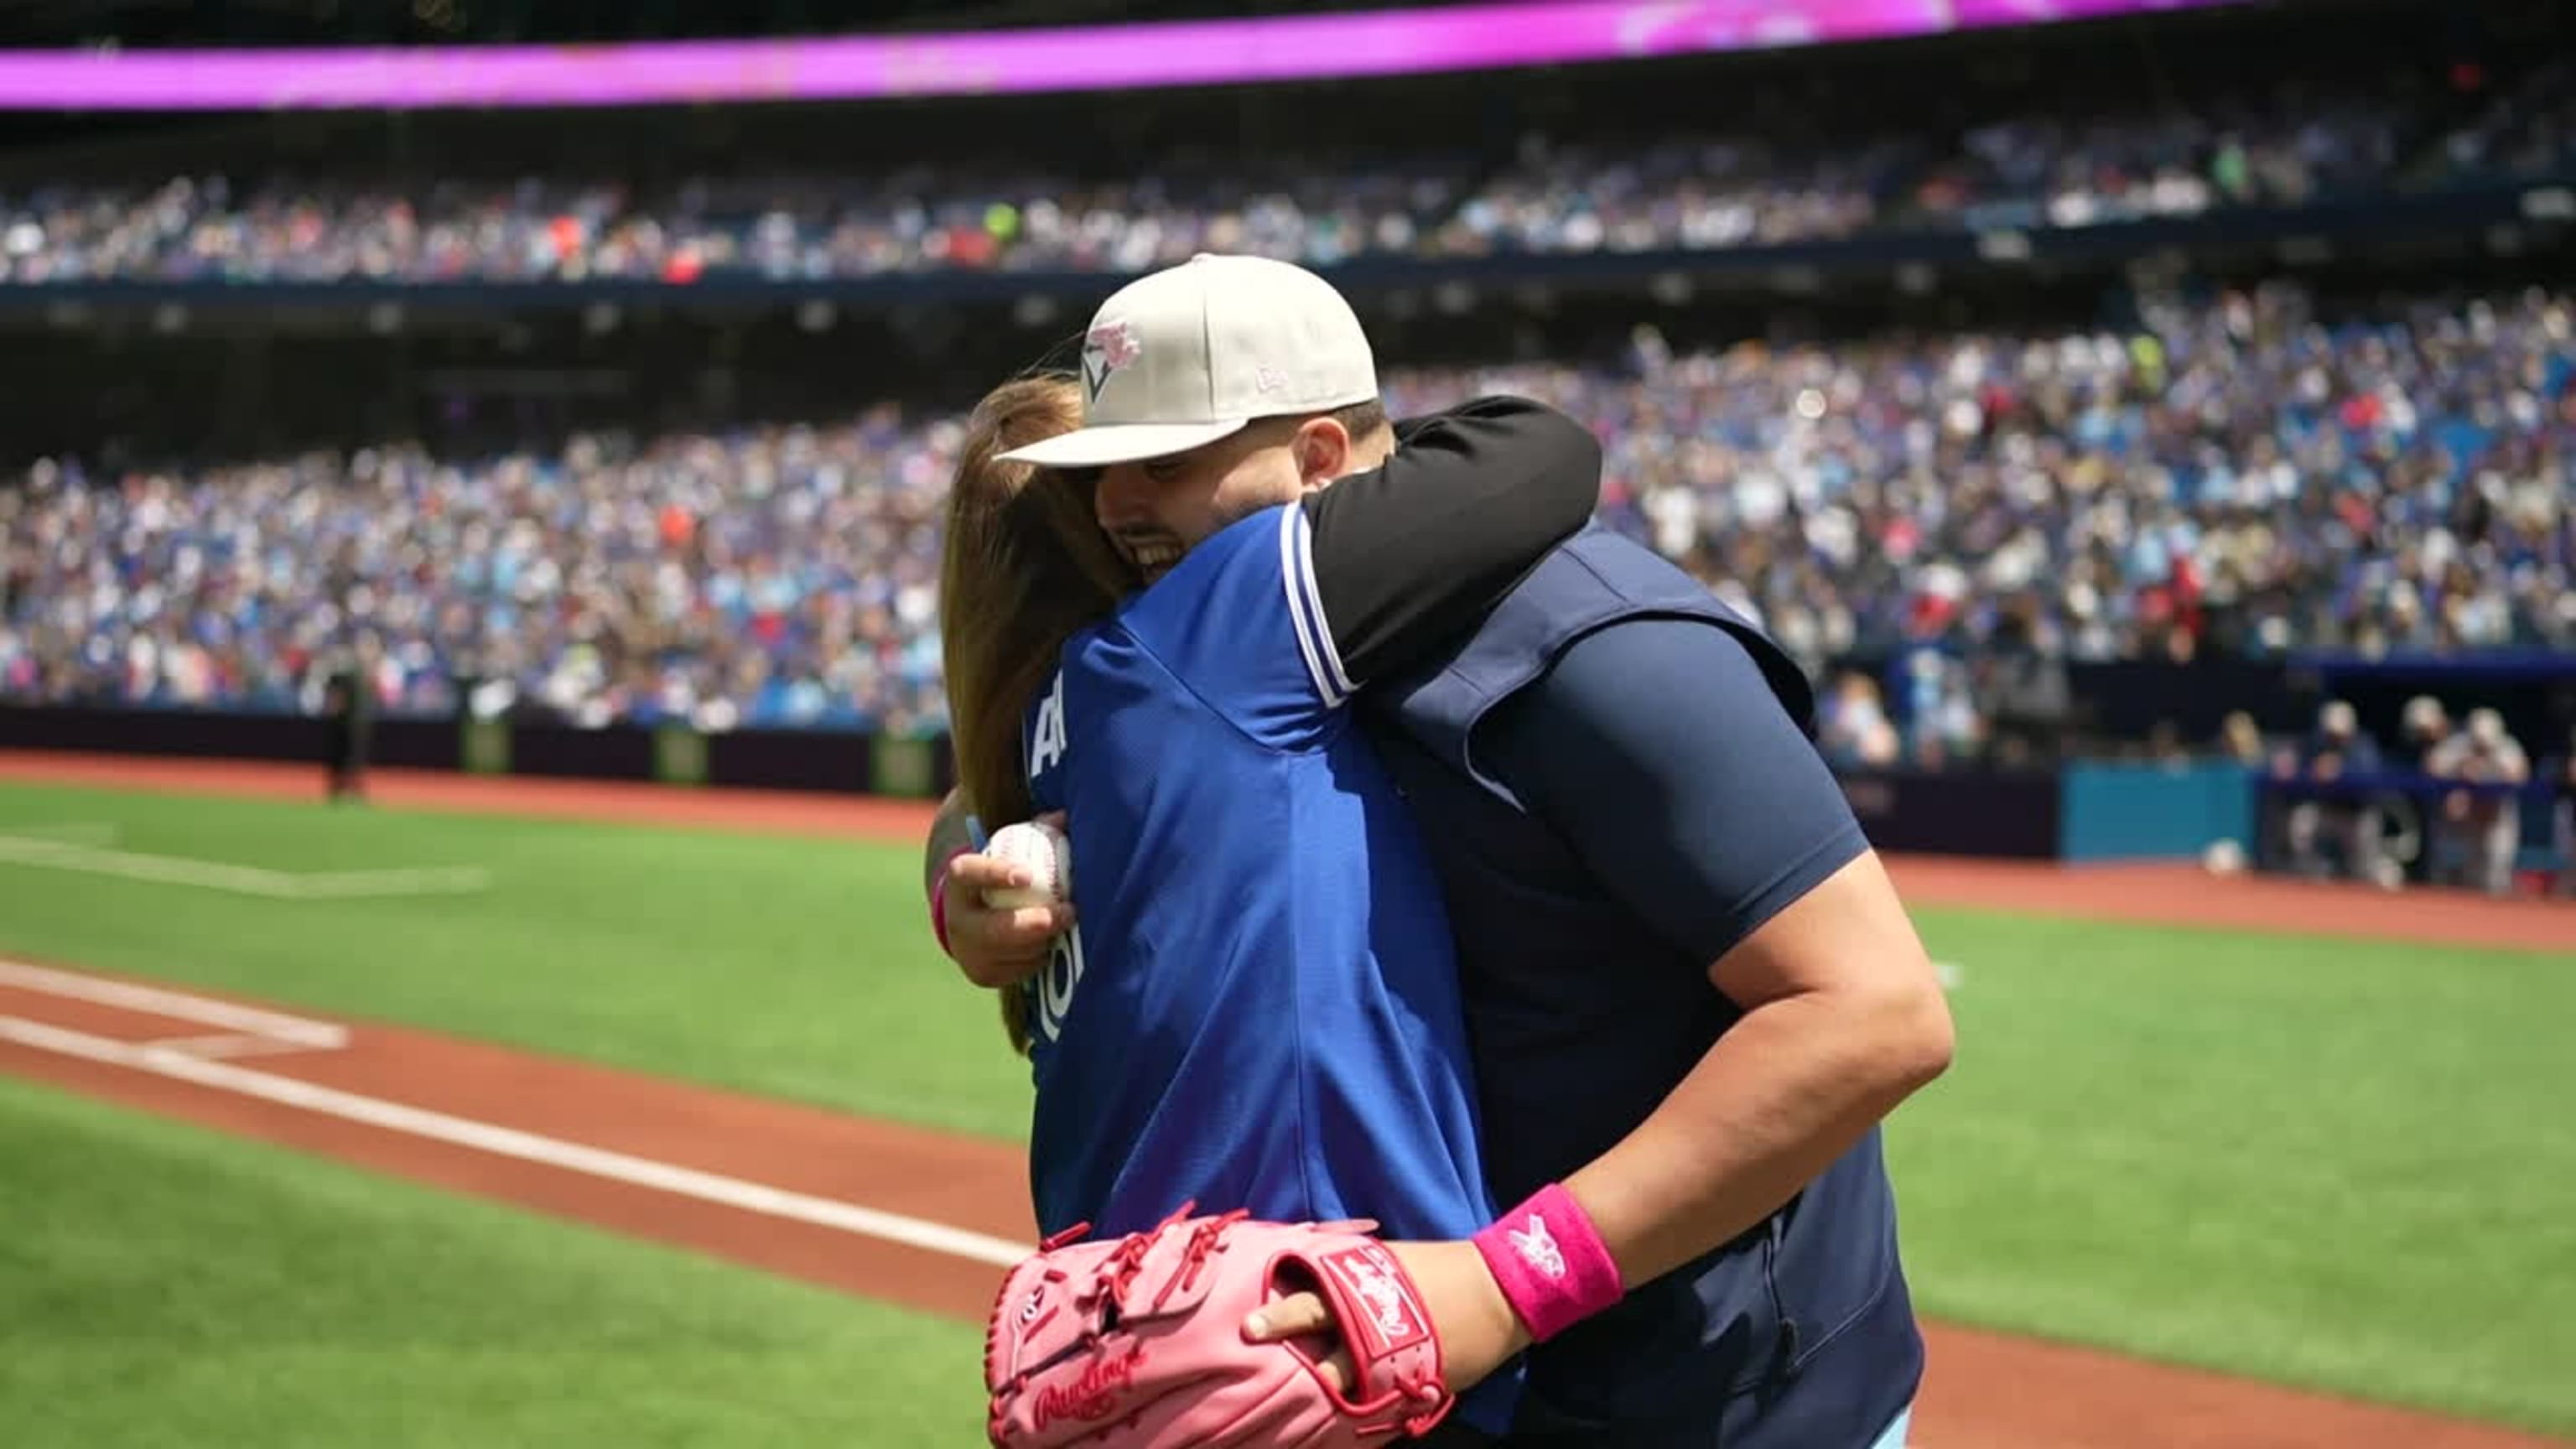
{"left": 0, "top": 958, "right": 347, "bottom": 1049}
{"left": 138, "top": 1032, "right": 343, "bottom": 1061}
{"left": 0, "top": 835, "right": 491, "bottom": 901}
{"left": 0, "top": 834, "right": 299, "bottom": 896}
{"left": 0, "top": 1015, "right": 1031, "bottom": 1270}
{"left": 0, "top": 820, "right": 122, "bottom": 846}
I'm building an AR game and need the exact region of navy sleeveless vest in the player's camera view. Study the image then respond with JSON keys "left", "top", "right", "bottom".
{"left": 1365, "top": 525, "right": 1922, "bottom": 1446}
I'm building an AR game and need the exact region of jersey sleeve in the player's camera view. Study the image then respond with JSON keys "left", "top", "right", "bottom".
{"left": 1302, "top": 395, "right": 1602, "bottom": 687}
{"left": 1115, "top": 503, "right": 1360, "bottom": 753}
{"left": 1478, "top": 616, "right": 1868, "bottom": 969}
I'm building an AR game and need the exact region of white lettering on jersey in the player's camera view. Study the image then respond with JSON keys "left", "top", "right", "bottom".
{"left": 1023, "top": 667, "right": 1083, "bottom": 1045}
{"left": 1027, "top": 668, "right": 1069, "bottom": 782}
{"left": 1036, "top": 925, "right": 1087, "bottom": 1045}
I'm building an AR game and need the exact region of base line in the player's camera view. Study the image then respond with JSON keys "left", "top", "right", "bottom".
{"left": 0, "top": 1015, "right": 1030, "bottom": 1270}
{"left": 0, "top": 958, "right": 348, "bottom": 1049}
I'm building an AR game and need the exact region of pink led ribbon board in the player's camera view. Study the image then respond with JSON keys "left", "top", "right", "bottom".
{"left": 0, "top": 0, "right": 2255, "bottom": 111}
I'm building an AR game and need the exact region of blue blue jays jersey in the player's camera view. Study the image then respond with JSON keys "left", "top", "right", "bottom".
{"left": 1020, "top": 505, "right": 1510, "bottom": 1426}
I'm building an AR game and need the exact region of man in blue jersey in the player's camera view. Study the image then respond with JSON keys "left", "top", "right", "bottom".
{"left": 932, "top": 254, "right": 1953, "bottom": 1449}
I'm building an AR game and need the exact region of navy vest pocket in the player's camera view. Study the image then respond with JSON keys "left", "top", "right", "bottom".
{"left": 1763, "top": 1139, "right": 1905, "bottom": 1381}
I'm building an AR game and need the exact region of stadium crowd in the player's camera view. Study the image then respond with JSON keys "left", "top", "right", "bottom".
{"left": 0, "top": 64, "right": 2564, "bottom": 286}
{"left": 5, "top": 281, "right": 2571, "bottom": 766}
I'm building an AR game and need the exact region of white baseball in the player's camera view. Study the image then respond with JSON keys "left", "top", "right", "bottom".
{"left": 982, "top": 820, "right": 1072, "bottom": 911}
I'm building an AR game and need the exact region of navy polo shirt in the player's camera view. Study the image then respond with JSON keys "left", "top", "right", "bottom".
{"left": 1478, "top": 615, "right": 1868, "bottom": 971}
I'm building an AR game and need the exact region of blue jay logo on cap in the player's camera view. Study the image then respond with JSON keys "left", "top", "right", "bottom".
{"left": 1081, "top": 321, "right": 1140, "bottom": 404}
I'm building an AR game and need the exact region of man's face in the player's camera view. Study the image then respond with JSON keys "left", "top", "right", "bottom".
{"left": 1088, "top": 421, "right": 1312, "bottom": 583}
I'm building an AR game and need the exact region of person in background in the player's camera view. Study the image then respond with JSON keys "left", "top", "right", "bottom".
{"left": 2218, "top": 709, "right": 2270, "bottom": 769}
{"left": 2397, "top": 695, "right": 2453, "bottom": 773}
{"left": 320, "top": 636, "right": 377, "bottom": 805}
{"left": 1816, "top": 672, "right": 1901, "bottom": 771}
{"left": 2552, "top": 724, "right": 2576, "bottom": 899}
{"left": 2276, "top": 699, "right": 2383, "bottom": 881}
{"left": 2426, "top": 708, "right": 2531, "bottom": 896}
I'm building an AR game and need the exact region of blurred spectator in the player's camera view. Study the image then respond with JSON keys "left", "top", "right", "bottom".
{"left": 2553, "top": 724, "right": 2576, "bottom": 898}
{"left": 2424, "top": 706, "right": 2532, "bottom": 895}
{"left": 1892, "top": 647, "right": 1986, "bottom": 769}
{"left": 1815, "top": 671, "right": 1903, "bottom": 770}
{"left": 2397, "top": 695, "right": 2455, "bottom": 771}
{"left": 1977, "top": 604, "right": 2073, "bottom": 770}
{"left": 2218, "top": 709, "right": 2271, "bottom": 768}
{"left": 2276, "top": 699, "right": 2389, "bottom": 882}
{"left": 319, "top": 634, "right": 377, "bottom": 802}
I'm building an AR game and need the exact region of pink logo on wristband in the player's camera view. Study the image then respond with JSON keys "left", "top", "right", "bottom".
{"left": 1472, "top": 1184, "right": 1623, "bottom": 1344}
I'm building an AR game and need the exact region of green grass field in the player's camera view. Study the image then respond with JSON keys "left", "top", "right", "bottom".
{"left": 0, "top": 1072, "right": 987, "bottom": 1448}
{"left": 2, "top": 779, "right": 2572, "bottom": 1439}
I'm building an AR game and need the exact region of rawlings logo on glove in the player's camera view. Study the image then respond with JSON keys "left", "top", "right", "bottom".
{"left": 1031, "top": 1347, "right": 1144, "bottom": 1431}
{"left": 984, "top": 1205, "right": 1455, "bottom": 1448}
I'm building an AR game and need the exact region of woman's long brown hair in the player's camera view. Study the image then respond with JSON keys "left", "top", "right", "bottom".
{"left": 937, "top": 371, "right": 1136, "bottom": 1055}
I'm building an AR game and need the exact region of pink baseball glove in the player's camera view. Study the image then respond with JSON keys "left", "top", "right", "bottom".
{"left": 984, "top": 1205, "right": 1457, "bottom": 1448}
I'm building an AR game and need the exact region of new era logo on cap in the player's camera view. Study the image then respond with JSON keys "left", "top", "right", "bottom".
{"left": 997, "top": 253, "right": 1379, "bottom": 470}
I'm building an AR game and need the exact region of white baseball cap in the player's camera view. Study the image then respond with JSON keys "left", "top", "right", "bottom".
{"left": 995, "top": 252, "right": 1379, "bottom": 470}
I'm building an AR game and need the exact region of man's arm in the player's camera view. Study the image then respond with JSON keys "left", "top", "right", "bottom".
{"left": 1249, "top": 618, "right": 1953, "bottom": 1384}
{"left": 1481, "top": 619, "right": 1953, "bottom": 1292}
{"left": 1303, "top": 396, "right": 1601, "bottom": 686}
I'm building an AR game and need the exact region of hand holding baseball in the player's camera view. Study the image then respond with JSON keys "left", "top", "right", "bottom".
{"left": 981, "top": 818, "right": 1072, "bottom": 911}
{"left": 939, "top": 813, "right": 1075, "bottom": 989}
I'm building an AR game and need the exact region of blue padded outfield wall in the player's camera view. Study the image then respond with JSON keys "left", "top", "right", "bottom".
{"left": 2058, "top": 761, "right": 2258, "bottom": 864}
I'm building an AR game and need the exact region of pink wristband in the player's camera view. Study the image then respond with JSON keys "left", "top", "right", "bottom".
{"left": 1471, "top": 1183, "right": 1624, "bottom": 1344}
{"left": 929, "top": 847, "right": 969, "bottom": 955}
